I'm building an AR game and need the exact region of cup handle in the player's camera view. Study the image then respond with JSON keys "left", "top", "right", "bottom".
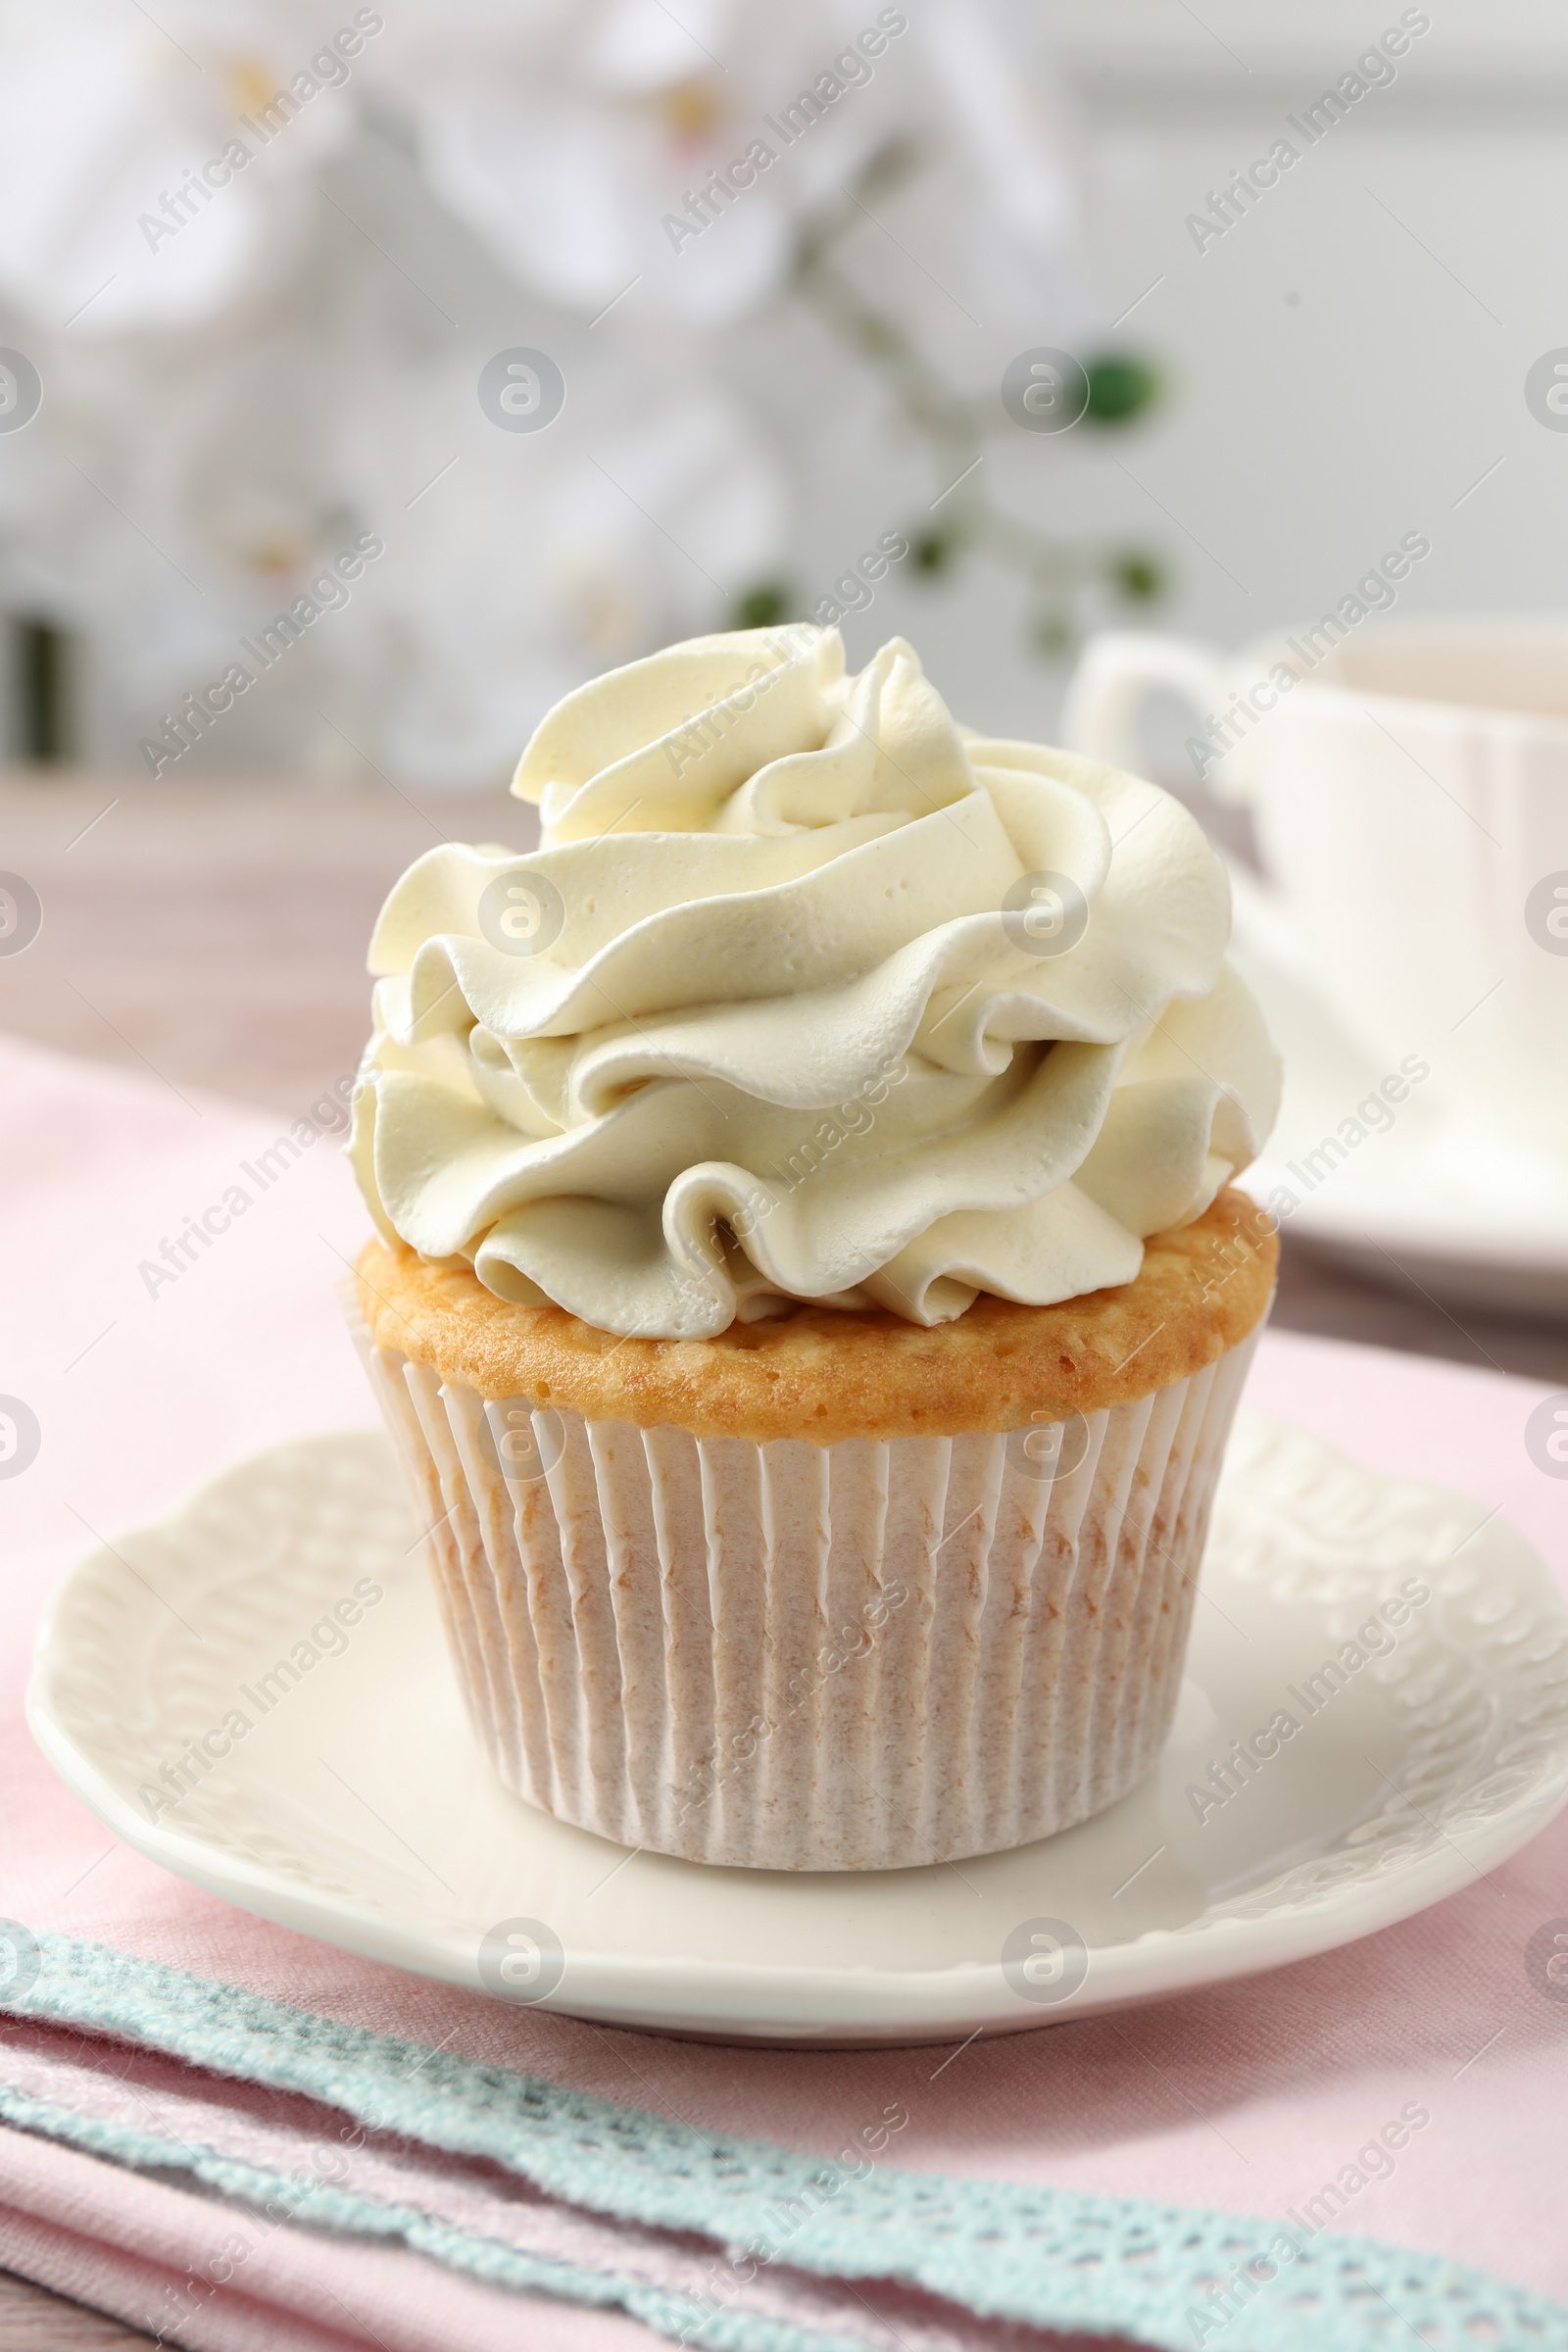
{"left": 1062, "top": 631, "right": 1253, "bottom": 804}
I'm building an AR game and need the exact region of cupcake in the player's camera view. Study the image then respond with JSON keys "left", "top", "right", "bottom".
{"left": 347, "top": 626, "right": 1281, "bottom": 1871}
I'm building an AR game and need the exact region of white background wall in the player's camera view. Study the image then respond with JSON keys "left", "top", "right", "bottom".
{"left": 808, "top": 0, "right": 1568, "bottom": 750}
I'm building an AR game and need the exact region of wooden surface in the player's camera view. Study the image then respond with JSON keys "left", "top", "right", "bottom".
{"left": 0, "top": 2274, "right": 150, "bottom": 2348}
{"left": 0, "top": 772, "right": 529, "bottom": 1115}
{"left": 2, "top": 766, "right": 1565, "bottom": 2345}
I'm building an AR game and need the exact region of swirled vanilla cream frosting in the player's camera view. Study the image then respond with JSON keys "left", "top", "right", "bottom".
{"left": 350, "top": 627, "right": 1280, "bottom": 1338}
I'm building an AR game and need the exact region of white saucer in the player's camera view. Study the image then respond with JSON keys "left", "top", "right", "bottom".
{"left": 29, "top": 1419, "right": 1568, "bottom": 2046}
{"left": 1228, "top": 865, "right": 1568, "bottom": 1320}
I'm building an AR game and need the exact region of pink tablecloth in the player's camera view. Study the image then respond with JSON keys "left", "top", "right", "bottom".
{"left": 3, "top": 1031, "right": 1566, "bottom": 2349}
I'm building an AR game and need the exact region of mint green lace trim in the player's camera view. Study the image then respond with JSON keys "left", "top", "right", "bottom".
{"left": 4, "top": 1935, "right": 1564, "bottom": 2352}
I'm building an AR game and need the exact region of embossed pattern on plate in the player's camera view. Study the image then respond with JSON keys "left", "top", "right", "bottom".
{"left": 28, "top": 1413, "right": 1568, "bottom": 2044}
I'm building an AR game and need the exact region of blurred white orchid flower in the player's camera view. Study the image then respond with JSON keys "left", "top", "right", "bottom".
{"left": 319, "top": 331, "right": 786, "bottom": 782}
{"left": 0, "top": 0, "right": 1092, "bottom": 780}
{"left": 0, "top": 0, "right": 366, "bottom": 333}
{"left": 363, "top": 0, "right": 1081, "bottom": 326}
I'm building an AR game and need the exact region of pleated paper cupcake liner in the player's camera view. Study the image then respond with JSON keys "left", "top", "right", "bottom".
{"left": 346, "top": 1293, "right": 1261, "bottom": 1871}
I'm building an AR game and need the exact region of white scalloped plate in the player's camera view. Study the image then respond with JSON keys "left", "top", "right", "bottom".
{"left": 28, "top": 1416, "right": 1568, "bottom": 2045}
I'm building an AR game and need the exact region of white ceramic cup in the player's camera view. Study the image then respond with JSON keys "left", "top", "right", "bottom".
{"left": 1064, "top": 620, "right": 1568, "bottom": 1157}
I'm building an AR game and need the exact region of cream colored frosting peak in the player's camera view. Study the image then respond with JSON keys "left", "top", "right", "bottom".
{"left": 350, "top": 625, "right": 1280, "bottom": 1337}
